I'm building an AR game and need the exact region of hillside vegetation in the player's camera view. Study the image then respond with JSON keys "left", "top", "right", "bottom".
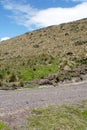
{"left": 0, "top": 18, "right": 87, "bottom": 88}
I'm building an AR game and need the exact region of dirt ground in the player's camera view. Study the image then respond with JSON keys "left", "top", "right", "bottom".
{"left": 0, "top": 80, "right": 87, "bottom": 129}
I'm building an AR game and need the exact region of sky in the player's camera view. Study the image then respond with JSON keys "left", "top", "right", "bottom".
{"left": 0, "top": 0, "right": 87, "bottom": 41}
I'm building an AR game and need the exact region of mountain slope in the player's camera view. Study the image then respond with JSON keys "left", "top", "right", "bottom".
{"left": 0, "top": 18, "right": 87, "bottom": 62}
{"left": 0, "top": 18, "right": 87, "bottom": 85}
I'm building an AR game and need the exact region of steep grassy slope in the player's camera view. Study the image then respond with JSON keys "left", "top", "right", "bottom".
{"left": 0, "top": 18, "right": 87, "bottom": 85}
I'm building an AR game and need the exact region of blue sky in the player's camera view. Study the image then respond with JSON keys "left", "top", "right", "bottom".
{"left": 0, "top": 0, "right": 87, "bottom": 41}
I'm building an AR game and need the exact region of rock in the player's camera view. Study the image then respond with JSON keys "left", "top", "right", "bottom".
{"left": 48, "top": 74, "right": 58, "bottom": 80}
{"left": 81, "top": 74, "right": 87, "bottom": 81}
{"left": 63, "top": 79, "right": 71, "bottom": 84}
{"left": 1, "top": 85, "right": 9, "bottom": 90}
{"left": 71, "top": 77, "right": 82, "bottom": 83}
{"left": 63, "top": 65, "right": 71, "bottom": 71}
{"left": 11, "top": 84, "right": 18, "bottom": 90}
{"left": 39, "top": 79, "right": 52, "bottom": 85}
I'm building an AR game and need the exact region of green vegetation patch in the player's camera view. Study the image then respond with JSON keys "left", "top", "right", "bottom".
{"left": 19, "top": 63, "right": 59, "bottom": 81}
{"left": 0, "top": 55, "right": 60, "bottom": 82}
{"left": 27, "top": 103, "right": 87, "bottom": 130}
{"left": 0, "top": 121, "right": 10, "bottom": 130}
{"left": 0, "top": 54, "right": 87, "bottom": 86}
{"left": 82, "top": 110, "right": 87, "bottom": 120}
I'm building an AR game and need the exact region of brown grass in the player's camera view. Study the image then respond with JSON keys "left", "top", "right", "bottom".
{"left": 0, "top": 18, "right": 87, "bottom": 68}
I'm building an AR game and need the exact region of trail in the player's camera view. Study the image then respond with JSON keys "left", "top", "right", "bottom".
{"left": 0, "top": 81, "right": 87, "bottom": 129}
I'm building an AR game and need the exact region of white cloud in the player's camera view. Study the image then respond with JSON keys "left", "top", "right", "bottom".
{"left": 0, "top": 37, "right": 10, "bottom": 41}
{"left": 1, "top": 0, "right": 87, "bottom": 30}
{"left": 69, "top": 0, "right": 87, "bottom": 2}
{"left": 0, "top": 0, "right": 38, "bottom": 29}
{"left": 31, "top": 2, "right": 87, "bottom": 27}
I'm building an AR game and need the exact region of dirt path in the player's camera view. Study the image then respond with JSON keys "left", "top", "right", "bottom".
{"left": 0, "top": 81, "right": 87, "bottom": 129}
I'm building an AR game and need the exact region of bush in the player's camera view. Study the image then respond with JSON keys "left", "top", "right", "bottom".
{"left": 74, "top": 40, "right": 87, "bottom": 46}
{"left": 33, "top": 44, "right": 39, "bottom": 48}
{"left": 0, "top": 81, "right": 3, "bottom": 87}
{"left": 9, "top": 73, "right": 17, "bottom": 82}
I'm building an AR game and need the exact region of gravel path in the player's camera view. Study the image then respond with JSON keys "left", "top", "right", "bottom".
{"left": 0, "top": 81, "right": 87, "bottom": 129}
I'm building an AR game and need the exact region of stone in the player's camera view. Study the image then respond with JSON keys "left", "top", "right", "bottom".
{"left": 63, "top": 65, "right": 71, "bottom": 71}
{"left": 1, "top": 85, "right": 9, "bottom": 90}
{"left": 39, "top": 79, "right": 52, "bottom": 85}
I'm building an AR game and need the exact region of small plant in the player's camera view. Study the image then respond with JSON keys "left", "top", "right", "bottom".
{"left": 9, "top": 73, "right": 17, "bottom": 82}
{"left": 33, "top": 44, "right": 39, "bottom": 48}
{"left": 0, "top": 73, "right": 3, "bottom": 80}
{"left": 0, "top": 121, "right": 10, "bottom": 130}
{"left": 0, "top": 81, "right": 3, "bottom": 87}
{"left": 65, "top": 32, "right": 69, "bottom": 36}
{"left": 74, "top": 40, "right": 87, "bottom": 46}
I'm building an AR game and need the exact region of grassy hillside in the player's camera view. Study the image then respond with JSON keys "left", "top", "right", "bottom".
{"left": 0, "top": 18, "right": 87, "bottom": 87}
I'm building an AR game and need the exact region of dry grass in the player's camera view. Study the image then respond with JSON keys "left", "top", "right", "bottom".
{"left": 0, "top": 18, "right": 87, "bottom": 83}
{"left": 0, "top": 18, "right": 87, "bottom": 67}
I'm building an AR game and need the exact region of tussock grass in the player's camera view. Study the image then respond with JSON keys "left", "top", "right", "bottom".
{"left": 0, "top": 18, "right": 87, "bottom": 85}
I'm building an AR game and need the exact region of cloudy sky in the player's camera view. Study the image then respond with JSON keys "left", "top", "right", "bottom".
{"left": 0, "top": 0, "right": 87, "bottom": 41}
